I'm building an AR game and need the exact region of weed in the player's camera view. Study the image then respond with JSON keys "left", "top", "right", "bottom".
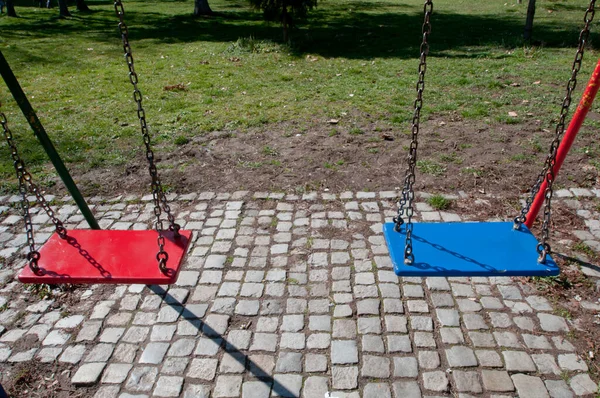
{"left": 228, "top": 36, "right": 283, "bottom": 54}
{"left": 329, "top": 129, "right": 339, "bottom": 137}
{"left": 510, "top": 153, "right": 528, "bottom": 162}
{"left": 368, "top": 148, "right": 379, "bottom": 154}
{"left": 555, "top": 308, "right": 572, "bottom": 320}
{"left": 529, "top": 135, "right": 544, "bottom": 153}
{"left": 417, "top": 160, "right": 446, "bottom": 176}
{"left": 306, "top": 237, "right": 314, "bottom": 248}
{"left": 349, "top": 127, "right": 364, "bottom": 135}
{"left": 12, "top": 366, "right": 33, "bottom": 387}
{"left": 174, "top": 135, "right": 189, "bottom": 146}
{"left": 26, "top": 284, "right": 53, "bottom": 300}
{"left": 287, "top": 278, "right": 299, "bottom": 284}
{"left": 427, "top": 194, "right": 452, "bottom": 210}
{"left": 531, "top": 275, "right": 572, "bottom": 289}
{"left": 240, "top": 161, "right": 262, "bottom": 169}
{"left": 440, "top": 152, "right": 463, "bottom": 165}
{"left": 263, "top": 146, "right": 279, "bottom": 157}
{"left": 572, "top": 242, "right": 595, "bottom": 258}
{"left": 462, "top": 167, "right": 484, "bottom": 177}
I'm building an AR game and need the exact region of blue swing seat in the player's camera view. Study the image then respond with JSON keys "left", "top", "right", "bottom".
{"left": 383, "top": 221, "right": 560, "bottom": 277}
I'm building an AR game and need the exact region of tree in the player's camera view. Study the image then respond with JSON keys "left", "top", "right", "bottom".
{"left": 58, "top": 0, "right": 71, "bottom": 17}
{"left": 194, "top": 0, "right": 213, "bottom": 16}
{"left": 524, "top": 0, "right": 536, "bottom": 41}
{"left": 5, "top": 0, "right": 17, "bottom": 17}
{"left": 249, "top": 0, "right": 317, "bottom": 42}
{"left": 76, "top": 0, "right": 90, "bottom": 12}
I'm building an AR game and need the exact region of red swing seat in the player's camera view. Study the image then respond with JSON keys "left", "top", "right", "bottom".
{"left": 18, "top": 229, "right": 192, "bottom": 285}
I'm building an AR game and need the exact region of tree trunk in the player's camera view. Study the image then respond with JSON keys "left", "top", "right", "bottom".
{"left": 282, "top": 2, "right": 289, "bottom": 42}
{"left": 194, "top": 0, "right": 213, "bottom": 16}
{"left": 524, "top": 0, "right": 536, "bottom": 41}
{"left": 6, "top": 0, "right": 17, "bottom": 17}
{"left": 76, "top": 0, "right": 90, "bottom": 12}
{"left": 58, "top": 0, "right": 71, "bottom": 17}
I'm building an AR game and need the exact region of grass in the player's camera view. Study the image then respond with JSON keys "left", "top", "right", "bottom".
{"left": 1, "top": 0, "right": 598, "bottom": 193}
{"left": 262, "top": 145, "right": 279, "bottom": 156}
{"left": 572, "top": 241, "right": 596, "bottom": 258}
{"left": 427, "top": 194, "right": 452, "bottom": 210}
{"left": 417, "top": 160, "right": 446, "bottom": 176}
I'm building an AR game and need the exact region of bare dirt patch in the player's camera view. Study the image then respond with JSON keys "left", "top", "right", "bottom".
{"left": 67, "top": 117, "right": 599, "bottom": 197}
{"left": 1, "top": 361, "right": 97, "bottom": 398}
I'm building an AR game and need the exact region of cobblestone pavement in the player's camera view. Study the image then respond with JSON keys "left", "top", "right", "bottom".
{"left": 0, "top": 189, "right": 599, "bottom": 397}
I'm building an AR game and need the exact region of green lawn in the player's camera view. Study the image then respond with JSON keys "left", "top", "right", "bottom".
{"left": 0, "top": 0, "right": 598, "bottom": 193}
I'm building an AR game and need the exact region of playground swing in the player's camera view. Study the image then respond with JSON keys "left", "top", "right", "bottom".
{"left": 384, "top": 0, "right": 596, "bottom": 277}
{"left": 1, "top": 0, "right": 192, "bottom": 285}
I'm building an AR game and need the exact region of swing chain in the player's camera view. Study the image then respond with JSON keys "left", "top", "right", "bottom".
{"left": 394, "top": 0, "right": 433, "bottom": 265}
{"left": 0, "top": 105, "right": 67, "bottom": 274}
{"left": 514, "top": 0, "right": 595, "bottom": 263}
{"left": 114, "top": 0, "right": 181, "bottom": 273}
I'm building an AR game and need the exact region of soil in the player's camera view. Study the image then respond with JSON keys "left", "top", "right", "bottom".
{"left": 1, "top": 361, "right": 97, "bottom": 398}
{"left": 63, "top": 116, "right": 600, "bottom": 197}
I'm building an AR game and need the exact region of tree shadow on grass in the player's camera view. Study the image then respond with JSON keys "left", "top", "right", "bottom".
{"left": 2, "top": 2, "right": 598, "bottom": 62}
{"left": 147, "top": 284, "right": 296, "bottom": 397}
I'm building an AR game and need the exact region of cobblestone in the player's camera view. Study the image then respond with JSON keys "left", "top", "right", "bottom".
{"left": 0, "top": 192, "right": 597, "bottom": 397}
{"left": 512, "top": 374, "right": 550, "bottom": 398}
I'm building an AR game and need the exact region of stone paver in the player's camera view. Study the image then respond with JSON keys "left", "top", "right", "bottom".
{"left": 0, "top": 191, "right": 597, "bottom": 397}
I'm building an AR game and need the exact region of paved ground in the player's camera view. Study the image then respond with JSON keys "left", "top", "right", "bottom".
{"left": 0, "top": 189, "right": 599, "bottom": 397}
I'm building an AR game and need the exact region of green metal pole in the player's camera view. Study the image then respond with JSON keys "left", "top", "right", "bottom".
{"left": 0, "top": 50, "right": 100, "bottom": 230}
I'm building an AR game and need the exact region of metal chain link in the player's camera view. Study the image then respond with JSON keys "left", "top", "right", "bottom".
{"left": 393, "top": 0, "right": 433, "bottom": 265}
{"left": 514, "top": 0, "right": 595, "bottom": 263}
{"left": 114, "top": 0, "right": 181, "bottom": 273}
{"left": 0, "top": 104, "right": 67, "bottom": 274}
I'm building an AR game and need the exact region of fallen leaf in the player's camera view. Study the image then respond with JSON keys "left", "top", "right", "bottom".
{"left": 381, "top": 133, "right": 394, "bottom": 141}
{"left": 328, "top": 119, "right": 339, "bottom": 124}
{"left": 533, "top": 80, "right": 541, "bottom": 85}
{"left": 508, "top": 111, "right": 518, "bottom": 117}
{"left": 164, "top": 83, "right": 186, "bottom": 92}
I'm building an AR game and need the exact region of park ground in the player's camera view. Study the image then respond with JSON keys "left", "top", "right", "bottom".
{"left": 0, "top": 0, "right": 599, "bottom": 396}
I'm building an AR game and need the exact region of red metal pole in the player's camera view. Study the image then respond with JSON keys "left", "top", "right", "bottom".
{"left": 525, "top": 58, "right": 600, "bottom": 228}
